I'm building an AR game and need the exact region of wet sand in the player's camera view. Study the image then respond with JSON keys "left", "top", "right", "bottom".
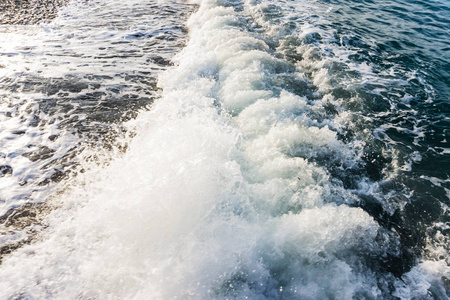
{"left": 0, "top": 0, "right": 71, "bottom": 25}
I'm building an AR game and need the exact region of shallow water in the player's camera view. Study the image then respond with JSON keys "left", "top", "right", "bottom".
{"left": 0, "top": 0, "right": 448, "bottom": 299}
{"left": 0, "top": 0, "right": 192, "bottom": 214}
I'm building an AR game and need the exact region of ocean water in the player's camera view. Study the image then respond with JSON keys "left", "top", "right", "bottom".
{"left": 0, "top": 0, "right": 448, "bottom": 299}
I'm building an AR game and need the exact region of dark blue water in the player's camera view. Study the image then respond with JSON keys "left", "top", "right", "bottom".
{"left": 323, "top": 0, "right": 450, "bottom": 257}
{"left": 315, "top": 0, "right": 450, "bottom": 291}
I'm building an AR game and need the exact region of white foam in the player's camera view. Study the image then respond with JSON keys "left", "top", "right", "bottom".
{"left": 394, "top": 260, "right": 450, "bottom": 300}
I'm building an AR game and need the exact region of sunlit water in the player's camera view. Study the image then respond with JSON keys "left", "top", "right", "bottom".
{"left": 0, "top": 0, "right": 448, "bottom": 299}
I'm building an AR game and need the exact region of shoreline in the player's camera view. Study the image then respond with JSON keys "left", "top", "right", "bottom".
{"left": 0, "top": 0, "right": 71, "bottom": 25}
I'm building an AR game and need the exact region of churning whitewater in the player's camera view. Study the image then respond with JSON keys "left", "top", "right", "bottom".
{"left": 0, "top": 0, "right": 449, "bottom": 299}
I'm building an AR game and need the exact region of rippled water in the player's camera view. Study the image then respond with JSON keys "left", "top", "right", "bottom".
{"left": 0, "top": 0, "right": 192, "bottom": 214}
{"left": 0, "top": 0, "right": 448, "bottom": 299}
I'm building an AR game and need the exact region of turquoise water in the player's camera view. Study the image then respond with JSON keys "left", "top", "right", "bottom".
{"left": 0, "top": 0, "right": 448, "bottom": 299}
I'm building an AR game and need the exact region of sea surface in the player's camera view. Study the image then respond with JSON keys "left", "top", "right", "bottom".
{"left": 0, "top": 0, "right": 449, "bottom": 299}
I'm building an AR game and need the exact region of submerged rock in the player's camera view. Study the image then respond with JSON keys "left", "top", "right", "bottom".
{"left": 0, "top": 165, "right": 12, "bottom": 177}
